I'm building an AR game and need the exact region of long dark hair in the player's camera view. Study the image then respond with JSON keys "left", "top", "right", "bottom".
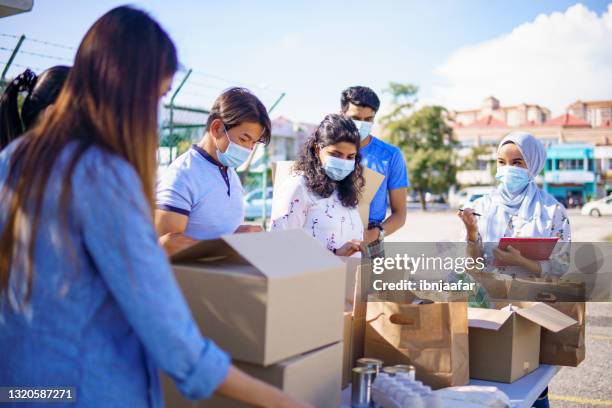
{"left": 0, "top": 66, "right": 70, "bottom": 150}
{"left": 294, "top": 113, "right": 364, "bottom": 207}
{"left": 0, "top": 6, "right": 178, "bottom": 301}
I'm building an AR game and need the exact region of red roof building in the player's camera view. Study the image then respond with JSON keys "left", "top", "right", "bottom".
{"left": 544, "top": 113, "right": 591, "bottom": 128}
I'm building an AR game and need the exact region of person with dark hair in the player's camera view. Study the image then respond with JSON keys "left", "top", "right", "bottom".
{"left": 340, "top": 86, "right": 409, "bottom": 257}
{"left": 0, "top": 6, "right": 310, "bottom": 408}
{"left": 155, "top": 87, "right": 272, "bottom": 255}
{"left": 0, "top": 65, "right": 70, "bottom": 150}
{"left": 270, "top": 114, "right": 366, "bottom": 257}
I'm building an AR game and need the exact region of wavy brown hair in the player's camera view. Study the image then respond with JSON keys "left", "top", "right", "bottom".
{"left": 0, "top": 6, "right": 178, "bottom": 301}
{"left": 294, "top": 113, "right": 364, "bottom": 207}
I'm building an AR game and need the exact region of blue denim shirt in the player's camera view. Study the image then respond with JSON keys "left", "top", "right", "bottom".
{"left": 0, "top": 141, "right": 230, "bottom": 407}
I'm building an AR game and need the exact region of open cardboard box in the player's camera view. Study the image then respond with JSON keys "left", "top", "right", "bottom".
{"left": 339, "top": 257, "right": 370, "bottom": 387}
{"left": 468, "top": 302, "right": 577, "bottom": 383}
{"left": 272, "top": 160, "right": 385, "bottom": 228}
{"left": 171, "top": 229, "right": 346, "bottom": 366}
{"left": 162, "top": 341, "right": 343, "bottom": 408}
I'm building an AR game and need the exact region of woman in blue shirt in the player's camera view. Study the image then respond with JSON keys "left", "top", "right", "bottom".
{"left": 0, "top": 6, "right": 309, "bottom": 408}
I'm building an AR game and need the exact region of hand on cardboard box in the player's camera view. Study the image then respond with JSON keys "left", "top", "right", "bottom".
{"left": 158, "top": 232, "right": 197, "bottom": 257}
{"left": 335, "top": 239, "right": 366, "bottom": 257}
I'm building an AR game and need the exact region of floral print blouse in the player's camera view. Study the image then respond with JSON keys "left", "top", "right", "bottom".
{"left": 270, "top": 174, "right": 364, "bottom": 256}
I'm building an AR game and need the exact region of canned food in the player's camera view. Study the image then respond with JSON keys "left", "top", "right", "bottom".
{"left": 351, "top": 367, "right": 376, "bottom": 408}
{"left": 356, "top": 357, "right": 384, "bottom": 374}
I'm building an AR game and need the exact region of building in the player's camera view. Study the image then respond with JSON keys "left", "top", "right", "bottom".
{"left": 595, "top": 145, "right": 612, "bottom": 196}
{"left": 544, "top": 144, "right": 597, "bottom": 205}
{"left": 452, "top": 96, "right": 551, "bottom": 128}
{"left": 568, "top": 100, "right": 612, "bottom": 128}
{"left": 267, "top": 116, "right": 316, "bottom": 162}
{"left": 451, "top": 97, "right": 612, "bottom": 199}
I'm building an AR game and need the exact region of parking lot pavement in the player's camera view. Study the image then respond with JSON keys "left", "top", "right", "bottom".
{"left": 388, "top": 208, "right": 612, "bottom": 242}
{"left": 549, "top": 302, "right": 612, "bottom": 407}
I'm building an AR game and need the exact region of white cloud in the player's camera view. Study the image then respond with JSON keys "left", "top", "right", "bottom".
{"left": 431, "top": 3, "right": 612, "bottom": 114}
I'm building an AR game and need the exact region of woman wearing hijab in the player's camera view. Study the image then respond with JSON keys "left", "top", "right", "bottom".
{"left": 459, "top": 132, "right": 571, "bottom": 278}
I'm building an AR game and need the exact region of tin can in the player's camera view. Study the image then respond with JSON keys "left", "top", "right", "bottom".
{"left": 351, "top": 367, "right": 376, "bottom": 408}
{"left": 356, "top": 357, "right": 384, "bottom": 374}
{"left": 393, "top": 364, "right": 416, "bottom": 381}
{"left": 381, "top": 366, "right": 399, "bottom": 377}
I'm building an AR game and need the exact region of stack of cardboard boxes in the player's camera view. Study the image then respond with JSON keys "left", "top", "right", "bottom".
{"left": 162, "top": 229, "right": 347, "bottom": 407}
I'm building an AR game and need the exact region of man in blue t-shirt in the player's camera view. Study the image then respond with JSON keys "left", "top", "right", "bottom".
{"left": 340, "top": 86, "right": 409, "bottom": 250}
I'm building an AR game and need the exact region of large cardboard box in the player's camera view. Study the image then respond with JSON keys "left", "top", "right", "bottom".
{"left": 171, "top": 229, "right": 346, "bottom": 366}
{"left": 162, "top": 342, "right": 343, "bottom": 408}
{"left": 468, "top": 302, "right": 577, "bottom": 383}
{"left": 272, "top": 161, "right": 385, "bottom": 227}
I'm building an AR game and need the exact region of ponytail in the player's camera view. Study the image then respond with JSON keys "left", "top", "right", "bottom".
{"left": 0, "top": 68, "right": 37, "bottom": 150}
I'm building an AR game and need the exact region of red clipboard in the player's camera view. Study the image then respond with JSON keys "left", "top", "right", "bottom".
{"left": 495, "top": 237, "right": 559, "bottom": 267}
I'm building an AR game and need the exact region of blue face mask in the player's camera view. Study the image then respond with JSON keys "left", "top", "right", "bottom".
{"left": 216, "top": 126, "right": 252, "bottom": 168}
{"left": 495, "top": 165, "right": 530, "bottom": 194}
{"left": 323, "top": 155, "right": 355, "bottom": 181}
{"left": 351, "top": 119, "right": 373, "bottom": 141}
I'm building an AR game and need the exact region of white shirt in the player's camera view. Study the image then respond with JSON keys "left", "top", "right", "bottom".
{"left": 156, "top": 145, "right": 244, "bottom": 240}
{"left": 270, "top": 174, "right": 364, "bottom": 255}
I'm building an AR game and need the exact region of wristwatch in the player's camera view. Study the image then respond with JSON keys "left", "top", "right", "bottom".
{"left": 374, "top": 225, "right": 385, "bottom": 241}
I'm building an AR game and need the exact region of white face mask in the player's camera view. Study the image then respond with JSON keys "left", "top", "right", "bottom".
{"left": 215, "top": 125, "right": 252, "bottom": 168}
{"left": 352, "top": 119, "right": 373, "bottom": 141}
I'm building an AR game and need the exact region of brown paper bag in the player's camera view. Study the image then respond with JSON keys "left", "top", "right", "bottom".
{"left": 507, "top": 277, "right": 586, "bottom": 302}
{"left": 539, "top": 302, "right": 586, "bottom": 367}
{"left": 364, "top": 300, "right": 469, "bottom": 389}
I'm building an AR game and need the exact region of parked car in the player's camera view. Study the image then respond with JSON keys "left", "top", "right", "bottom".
{"left": 581, "top": 196, "right": 612, "bottom": 217}
{"left": 244, "top": 187, "right": 273, "bottom": 220}
{"left": 450, "top": 186, "right": 495, "bottom": 209}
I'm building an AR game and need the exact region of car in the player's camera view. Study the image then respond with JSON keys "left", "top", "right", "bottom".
{"left": 243, "top": 187, "right": 274, "bottom": 220}
{"left": 581, "top": 196, "right": 612, "bottom": 217}
{"left": 450, "top": 186, "right": 495, "bottom": 209}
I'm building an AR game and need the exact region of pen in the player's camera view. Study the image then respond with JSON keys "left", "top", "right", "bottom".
{"left": 459, "top": 208, "right": 482, "bottom": 217}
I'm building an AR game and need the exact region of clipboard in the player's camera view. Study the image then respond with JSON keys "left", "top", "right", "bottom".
{"left": 495, "top": 237, "right": 559, "bottom": 266}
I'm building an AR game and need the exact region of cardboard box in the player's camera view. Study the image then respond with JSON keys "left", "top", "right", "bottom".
{"left": 162, "top": 342, "right": 343, "bottom": 408}
{"left": 342, "top": 311, "right": 353, "bottom": 388}
{"left": 171, "top": 229, "right": 346, "bottom": 366}
{"left": 468, "top": 302, "right": 577, "bottom": 383}
{"left": 272, "top": 161, "right": 385, "bottom": 227}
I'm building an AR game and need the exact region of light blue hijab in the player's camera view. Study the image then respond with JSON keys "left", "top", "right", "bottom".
{"left": 483, "top": 132, "right": 557, "bottom": 241}
{"left": 493, "top": 132, "right": 546, "bottom": 213}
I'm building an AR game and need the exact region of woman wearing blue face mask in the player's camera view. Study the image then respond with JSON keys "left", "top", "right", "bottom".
{"left": 458, "top": 132, "right": 571, "bottom": 280}
{"left": 270, "top": 114, "right": 366, "bottom": 257}
{"left": 156, "top": 87, "right": 271, "bottom": 255}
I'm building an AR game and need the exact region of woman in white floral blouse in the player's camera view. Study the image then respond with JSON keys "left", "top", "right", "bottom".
{"left": 459, "top": 132, "right": 571, "bottom": 278}
{"left": 270, "top": 114, "right": 365, "bottom": 257}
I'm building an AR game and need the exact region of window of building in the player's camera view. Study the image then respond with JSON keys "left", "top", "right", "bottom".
{"left": 557, "top": 159, "right": 584, "bottom": 170}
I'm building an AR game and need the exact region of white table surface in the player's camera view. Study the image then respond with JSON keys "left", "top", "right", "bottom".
{"left": 341, "top": 364, "right": 560, "bottom": 408}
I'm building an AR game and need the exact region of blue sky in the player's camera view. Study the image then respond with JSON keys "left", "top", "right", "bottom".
{"left": 1, "top": 1, "right": 611, "bottom": 123}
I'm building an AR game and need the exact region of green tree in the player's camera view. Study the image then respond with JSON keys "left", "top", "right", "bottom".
{"left": 381, "top": 84, "right": 457, "bottom": 210}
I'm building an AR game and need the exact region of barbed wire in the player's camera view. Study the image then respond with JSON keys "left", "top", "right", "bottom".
{"left": 0, "top": 33, "right": 75, "bottom": 50}
{"left": 0, "top": 46, "right": 72, "bottom": 63}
